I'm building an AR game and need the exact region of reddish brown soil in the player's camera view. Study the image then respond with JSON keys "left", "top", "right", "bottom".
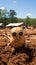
{"left": 0, "top": 28, "right": 36, "bottom": 65}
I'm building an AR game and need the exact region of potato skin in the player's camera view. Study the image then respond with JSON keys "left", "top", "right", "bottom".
{"left": 11, "top": 27, "right": 25, "bottom": 48}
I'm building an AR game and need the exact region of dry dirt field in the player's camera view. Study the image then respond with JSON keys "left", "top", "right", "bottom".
{"left": 0, "top": 27, "right": 36, "bottom": 65}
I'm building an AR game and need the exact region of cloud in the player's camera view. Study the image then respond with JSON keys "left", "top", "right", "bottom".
{"left": 0, "top": 7, "right": 6, "bottom": 10}
{"left": 13, "top": 0, "right": 16, "bottom": 3}
{"left": 26, "top": 13, "right": 32, "bottom": 17}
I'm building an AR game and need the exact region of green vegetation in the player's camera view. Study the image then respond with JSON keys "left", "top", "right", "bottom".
{"left": 0, "top": 9, "right": 36, "bottom": 26}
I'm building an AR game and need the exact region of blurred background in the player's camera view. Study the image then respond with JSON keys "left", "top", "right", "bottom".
{"left": 0, "top": 0, "right": 36, "bottom": 26}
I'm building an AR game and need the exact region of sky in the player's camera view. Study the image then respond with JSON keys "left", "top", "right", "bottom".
{"left": 0, "top": 0, "right": 36, "bottom": 18}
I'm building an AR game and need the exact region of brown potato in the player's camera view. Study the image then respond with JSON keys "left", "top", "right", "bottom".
{"left": 11, "top": 27, "right": 25, "bottom": 48}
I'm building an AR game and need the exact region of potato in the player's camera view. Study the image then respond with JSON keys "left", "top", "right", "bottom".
{"left": 10, "top": 27, "right": 25, "bottom": 48}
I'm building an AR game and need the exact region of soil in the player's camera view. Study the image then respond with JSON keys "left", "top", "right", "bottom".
{"left": 0, "top": 28, "right": 36, "bottom": 65}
